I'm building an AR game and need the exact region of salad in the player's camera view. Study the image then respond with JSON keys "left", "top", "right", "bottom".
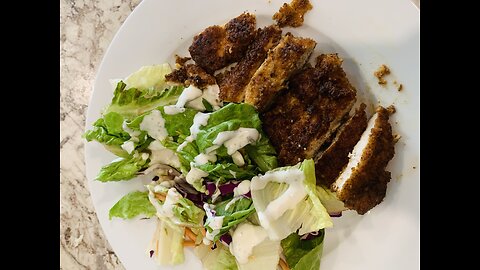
{"left": 84, "top": 64, "right": 344, "bottom": 270}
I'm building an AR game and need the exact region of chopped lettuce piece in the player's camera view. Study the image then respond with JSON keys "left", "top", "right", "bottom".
{"left": 109, "top": 191, "right": 156, "bottom": 220}
{"left": 194, "top": 243, "right": 238, "bottom": 270}
{"left": 123, "top": 64, "right": 172, "bottom": 90}
{"left": 206, "top": 197, "right": 255, "bottom": 242}
{"left": 230, "top": 222, "right": 281, "bottom": 270}
{"left": 84, "top": 112, "right": 131, "bottom": 157}
{"left": 105, "top": 81, "right": 184, "bottom": 120}
{"left": 251, "top": 159, "right": 333, "bottom": 241}
{"left": 96, "top": 153, "right": 149, "bottom": 182}
{"left": 245, "top": 133, "right": 277, "bottom": 173}
{"left": 316, "top": 185, "right": 347, "bottom": 215}
{"left": 281, "top": 230, "right": 325, "bottom": 270}
{"left": 149, "top": 217, "right": 185, "bottom": 265}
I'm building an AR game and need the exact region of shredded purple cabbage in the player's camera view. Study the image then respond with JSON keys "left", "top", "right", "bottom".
{"left": 300, "top": 231, "right": 321, "bottom": 241}
{"left": 329, "top": 212, "right": 342, "bottom": 217}
{"left": 149, "top": 250, "right": 154, "bottom": 258}
{"left": 220, "top": 233, "right": 232, "bottom": 245}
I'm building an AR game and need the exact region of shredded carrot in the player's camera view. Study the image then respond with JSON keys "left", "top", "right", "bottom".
{"left": 184, "top": 227, "right": 197, "bottom": 241}
{"left": 155, "top": 193, "right": 166, "bottom": 201}
{"left": 200, "top": 227, "right": 206, "bottom": 236}
{"left": 183, "top": 240, "right": 196, "bottom": 247}
{"left": 279, "top": 258, "right": 290, "bottom": 270}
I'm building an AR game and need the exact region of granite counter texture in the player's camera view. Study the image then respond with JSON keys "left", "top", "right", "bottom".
{"left": 60, "top": 0, "right": 141, "bottom": 269}
{"left": 60, "top": 0, "right": 419, "bottom": 269}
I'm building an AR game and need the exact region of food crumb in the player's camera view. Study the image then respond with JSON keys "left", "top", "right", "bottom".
{"left": 393, "top": 134, "right": 401, "bottom": 143}
{"left": 273, "top": 0, "right": 313, "bottom": 28}
{"left": 413, "top": 166, "right": 416, "bottom": 169}
{"left": 374, "top": 64, "right": 390, "bottom": 86}
{"left": 386, "top": 105, "right": 396, "bottom": 115}
{"left": 397, "top": 84, "right": 403, "bottom": 91}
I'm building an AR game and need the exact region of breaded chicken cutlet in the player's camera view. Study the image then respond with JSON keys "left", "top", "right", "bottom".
{"left": 331, "top": 106, "right": 395, "bottom": 215}
{"left": 217, "top": 25, "right": 283, "bottom": 103}
{"left": 188, "top": 13, "right": 257, "bottom": 74}
{"left": 261, "top": 53, "right": 357, "bottom": 166}
{"left": 165, "top": 63, "right": 216, "bottom": 89}
{"left": 315, "top": 103, "right": 368, "bottom": 187}
{"left": 244, "top": 33, "right": 316, "bottom": 112}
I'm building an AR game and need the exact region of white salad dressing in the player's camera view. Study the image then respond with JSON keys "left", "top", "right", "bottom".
{"left": 162, "top": 188, "right": 183, "bottom": 217}
{"left": 139, "top": 110, "right": 168, "bottom": 141}
{"left": 176, "top": 112, "right": 210, "bottom": 152}
{"left": 187, "top": 84, "right": 223, "bottom": 111}
{"left": 190, "top": 112, "right": 210, "bottom": 138}
{"left": 213, "top": 128, "right": 259, "bottom": 155}
{"left": 164, "top": 85, "right": 203, "bottom": 115}
{"left": 251, "top": 169, "right": 307, "bottom": 225}
{"left": 231, "top": 151, "right": 245, "bottom": 166}
{"left": 148, "top": 140, "right": 181, "bottom": 169}
{"left": 203, "top": 203, "right": 224, "bottom": 244}
{"left": 230, "top": 223, "right": 269, "bottom": 264}
{"left": 122, "top": 121, "right": 141, "bottom": 142}
{"left": 194, "top": 151, "right": 217, "bottom": 166}
{"left": 121, "top": 141, "right": 135, "bottom": 154}
{"left": 186, "top": 167, "right": 209, "bottom": 186}
{"left": 234, "top": 180, "right": 251, "bottom": 197}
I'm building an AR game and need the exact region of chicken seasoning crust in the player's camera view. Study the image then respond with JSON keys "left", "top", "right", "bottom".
{"left": 273, "top": 0, "right": 313, "bottom": 28}
{"left": 261, "top": 54, "right": 357, "bottom": 166}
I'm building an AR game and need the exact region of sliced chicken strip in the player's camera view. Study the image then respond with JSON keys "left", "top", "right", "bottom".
{"left": 331, "top": 106, "right": 395, "bottom": 215}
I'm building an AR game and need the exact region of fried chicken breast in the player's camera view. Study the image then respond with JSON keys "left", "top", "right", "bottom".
{"left": 314, "top": 103, "right": 368, "bottom": 187}
{"left": 244, "top": 33, "right": 316, "bottom": 112}
{"left": 217, "top": 25, "right": 282, "bottom": 103}
{"left": 261, "top": 53, "right": 357, "bottom": 166}
{"left": 331, "top": 106, "right": 396, "bottom": 215}
{"left": 188, "top": 13, "right": 257, "bottom": 74}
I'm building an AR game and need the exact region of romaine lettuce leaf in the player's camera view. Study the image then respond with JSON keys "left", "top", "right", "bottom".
{"left": 245, "top": 133, "right": 277, "bottom": 173}
{"left": 281, "top": 230, "right": 325, "bottom": 270}
{"left": 206, "top": 197, "right": 255, "bottom": 242}
{"left": 251, "top": 159, "right": 333, "bottom": 241}
{"left": 105, "top": 81, "right": 184, "bottom": 120}
{"left": 230, "top": 222, "right": 281, "bottom": 270}
{"left": 194, "top": 243, "right": 238, "bottom": 270}
{"left": 96, "top": 153, "right": 149, "bottom": 182}
{"left": 150, "top": 217, "right": 185, "bottom": 265}
{"left": 109, "top": 191, "right": 156, "bottom": 220}
{"left": 123, "top": 64, "right": 172, "bottom": 90}
{"left": 171, "top": 197, "right": 205, "bottom": 227}
{"left": 84, "top": 112, "right": 131, "bottom": 157}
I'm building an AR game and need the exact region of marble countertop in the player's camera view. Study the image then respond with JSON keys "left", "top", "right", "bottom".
{"left": 60, "top": 0, "right": 141, "bottom": 269}
{"left": 60, "top": 1, "right": 419, "bottom": 269}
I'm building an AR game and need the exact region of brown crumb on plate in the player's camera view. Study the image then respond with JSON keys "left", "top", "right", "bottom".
{"left": 374, "top": 64, "right": 390, "bottom": 85}
{"left": 273, "top": 0, "right": 313, "bottom": 28}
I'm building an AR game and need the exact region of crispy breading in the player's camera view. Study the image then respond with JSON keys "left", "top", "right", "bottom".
{"left": 165, "top": 63, "right": 216, "bottom": 89}
{"left": 273, "top": 0, "right": 313, "bottom": 28}
{"left": 188, "top": 13, "right": 257, "bottom": 73}
{"left": 217, "top": 25, "right": 282, "bottom": 103}
{"left": 244, "top": 33, "right": 316, "bottom": 112}
{"left": 331, "top": 106, "right": 396, "bottom": 215}
{"left": 314, "top": 103, "right": 368, "bottom": 187}
{"left": 261, "top": 53, "right": 357, "bottom": 166}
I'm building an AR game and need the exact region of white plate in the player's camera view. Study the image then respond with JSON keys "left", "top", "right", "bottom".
{"left": 85, "top": 0, "right": 419, "bottom": 269}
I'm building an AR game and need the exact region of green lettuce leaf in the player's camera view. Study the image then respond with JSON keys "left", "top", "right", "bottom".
{"left": 195, "top": 103, "right": 262, "bottom": 153}
{"left": 316, "top": 185, "right": 347, "bottom": 215}
{"left": 123, "top": 64, "right": 172, "bottom": 90}
{"left": 230, "top": 222, "right": 281, "bottom": 270}
{"left": 109, "top": 191, "right": 156, "bottom": 220}
{"left": 281, "top": 230, "right": 325, "bottom": 270}
{"left": 105, "top": 81, "right": 184, "bottom": 120}
{"left": 251, "top": 159, "right": 333, "bottom": 241}
{"left": 198, "top": 162, "right": 257, "bottom": 183}
{"left": 171, "top": 197, "right": 205, "bottom": 227}
{"left": 150, "top": 217, "right": 185, "bottom": 265}
{"left": 194, "top": 242, "right": 238, "bottom": 270}
{"left": 245, "top": 133, "right": 277, "bottom": 173}
{"left": 96, "top": 153, "right": 149, "bottom": 182}
{"left": 206, "top": 197, "right": 255, "bottom": 242}
{"left": 84, "top": 112, "right": 131, "bottom": 157}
